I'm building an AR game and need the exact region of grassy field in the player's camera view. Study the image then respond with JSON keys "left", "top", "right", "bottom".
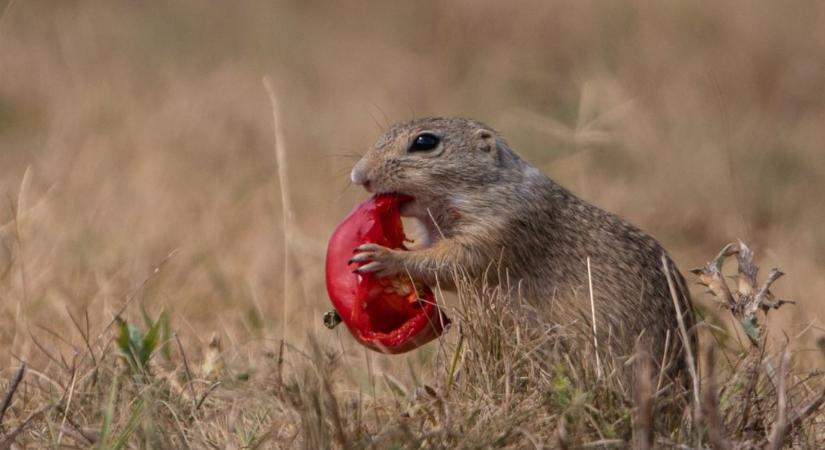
{"left": 1, "top": 1, "right": 825, "bottom": 448}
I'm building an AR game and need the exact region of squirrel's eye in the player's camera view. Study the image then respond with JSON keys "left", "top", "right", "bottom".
{"left": 409, "top": 133, "right": 440, "bottom": 152}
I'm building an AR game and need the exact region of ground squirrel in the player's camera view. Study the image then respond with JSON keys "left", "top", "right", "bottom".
{"left": 349, "top": 117, "right": 695, "bottom": 381}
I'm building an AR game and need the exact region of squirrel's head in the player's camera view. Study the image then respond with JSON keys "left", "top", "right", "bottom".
{"left": 351, "top": 117, "right": 511, "bottom": 218}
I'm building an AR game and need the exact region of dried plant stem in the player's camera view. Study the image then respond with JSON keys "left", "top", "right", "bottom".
{"left": 174, "top": 333, "right": 197, "bottom": 411}
{"left": 555, "top": 414, "right": 569, "bottom": 450}
{"left": 0, "top": 363, "right": 25, "bottom": 428}
{"left": 8, "top": 173, "right": 29, "bottom": 363}
{"left": 0, "top": 402, "right": 54, "bottom": 449}
{"left": 263, "top": 76, "right": 292, "bottom": 345}
{"left": 633, "top": 344, "right": 653, "bottom": 450}
{"left": 195, "top": 381, "right": 221, "bottom": 411}
{"left": 702, "top": 347, "right": 731, "bottom": 450}
{"left": 764, "top": 346, "right": 790, "bottom": 450}
{"left": 656, "top": 330, "right": 671, "bottom": 393}
{"left": 790, "top": 390, "right": 825, "bottom": 429}
{"left": 55, "top": 362, "right": 78, "bottom": 447}
{"left": 446, "top": 331, "right": 464, "bottom": 396}
{"left": 97, "top": 249, "right": 179, "bottom": 344}
{"left": 586, "top": 257, "right": 601, "bottom": 378}
{"left": 662, "top": 255, "right": 700, "bottom": 411}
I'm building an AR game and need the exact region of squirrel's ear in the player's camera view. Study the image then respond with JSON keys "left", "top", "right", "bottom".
{"left": 474, "top": 129, "right": 497, "bottom": 154}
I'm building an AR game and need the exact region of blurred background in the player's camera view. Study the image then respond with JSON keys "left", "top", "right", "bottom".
{"left": 1, "top": 0, "right": 824, "bottom": 367}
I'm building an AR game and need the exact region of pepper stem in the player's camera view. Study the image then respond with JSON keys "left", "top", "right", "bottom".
{"left": 323, "top": 309, "right": 342, "bottom": 329}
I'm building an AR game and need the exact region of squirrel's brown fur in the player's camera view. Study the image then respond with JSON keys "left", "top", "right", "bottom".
{"left": 350, "top": 117, "right": 695, "bottom": 382}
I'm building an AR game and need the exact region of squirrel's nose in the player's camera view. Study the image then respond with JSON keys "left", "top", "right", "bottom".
{"left": 351, "top": 162, "right": 369, "bottom": 186}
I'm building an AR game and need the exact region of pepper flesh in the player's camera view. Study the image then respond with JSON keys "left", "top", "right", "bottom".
{"left": 325, "top": 194, "right": 450, "bottom": 353}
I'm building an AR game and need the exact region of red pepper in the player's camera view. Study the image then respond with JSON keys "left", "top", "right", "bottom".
{"left": 325, "top": 194, "right": 450, "bottom": 353}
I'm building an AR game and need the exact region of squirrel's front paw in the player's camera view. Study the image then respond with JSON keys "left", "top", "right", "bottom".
{"left": 350, "top": 243, "right": 403, "bottom": 278}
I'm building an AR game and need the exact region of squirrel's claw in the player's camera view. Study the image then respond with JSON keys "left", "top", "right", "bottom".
{"left": 351, "top": 243, "right": 402, "bottom": 277}
{"left": 354, "top": 261, "right": 384, "bottom": 274}
{"left": 348, "top": 252, "right": 373, "bottom": 264}
{"left": 354, "top": 243, "right": 383, "bottom": 253}
{"left": 350, "top": 243, "right": 383, "bottom": 266}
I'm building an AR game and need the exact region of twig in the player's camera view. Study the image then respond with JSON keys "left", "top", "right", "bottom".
{"left": 262, "top": 76, "right": 293, "bottom": 346}
{"left": 66, "top": 307, "right": 98, "bottom": 386}
{"left": 195, "top": 382, "right": 221, "bottom": 411}
{"left": 764, "top": 339, "right": 825, "bottom": 432}
{"left": 57, "top": 424, "right": 93, "bottom": 446}
{"left": 66, "top": 307, "right": 97, "bottom": 367}
{"left": 35, "top": 323, "right": 80, "bottom": 354}
{"left": 56, "top": 358, "right": 79, "bottom": 447}
{"left": 701, "top": 347, "right": 731, "bottom": 450}
{"left": 586, "top": 257, "right": 602, "bottom": 379}
{"left": 55, "top": 404, "right": 95, "bottom": 445}
{"left": 174, "top": 333, "right": 197, "bottom": 411}
{"left": 764, "top": 346, "right": 790, "bottom": 450}
{"left": 555, "top": 414, "right": 569, "bottom": 450}
{"left": 662, "top": 255, "right": 700, "bottom": 411}
{"left": 656, "top": 330, "right": 671, "bottom": 393}
{"left": 0, "top": 402, "right": 54, "bottom": 450}
{"left": 28, "top": 331, "right": 68, "bottom": 373}
{"left": 97, "top": 249, "right": 179, "bottom": 344}
{"left": 516, "top": 427, "right": 543, "bottom": 450}
{"left": 11, "top": 168, "right": 30, "bottom": 307}
{"left": 784, "top": 337, "right": 825, "bottom": 433}
{"left": 789, "top": 389, "right": 825, "bottom": 429}
{"left": 319, "top": 360, "right": 348, "bottom": 448}
{"left": 738, "top": 342, "right": 767, "bottom": 431}
{"left": 0, "top": 364, "right": 25, "bottom": 429}
{"left": 633, "top": 343, "right": 653, "bottom": 450}
{"left": 276, "top": 338, "right": 285, "bottom": 387}
{"left": 582, "top": 438, "right": 625, "bottom": 448}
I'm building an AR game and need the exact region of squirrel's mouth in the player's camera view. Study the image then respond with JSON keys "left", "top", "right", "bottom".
{"left": 364, "top": 187, "right": 419, "bottom": 218}
{"left": 369, "top": 193, "right": 436, "bottom": 248}
{"left": 379, "top": 192, "right": 417, "bottom": 217}
{"left": 371, "top": 189, "right": 411, "bottom": 202}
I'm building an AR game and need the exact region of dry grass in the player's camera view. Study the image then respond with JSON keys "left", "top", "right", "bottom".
{"left": 1, "top": 0, "right": 825, "bottom": 448}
